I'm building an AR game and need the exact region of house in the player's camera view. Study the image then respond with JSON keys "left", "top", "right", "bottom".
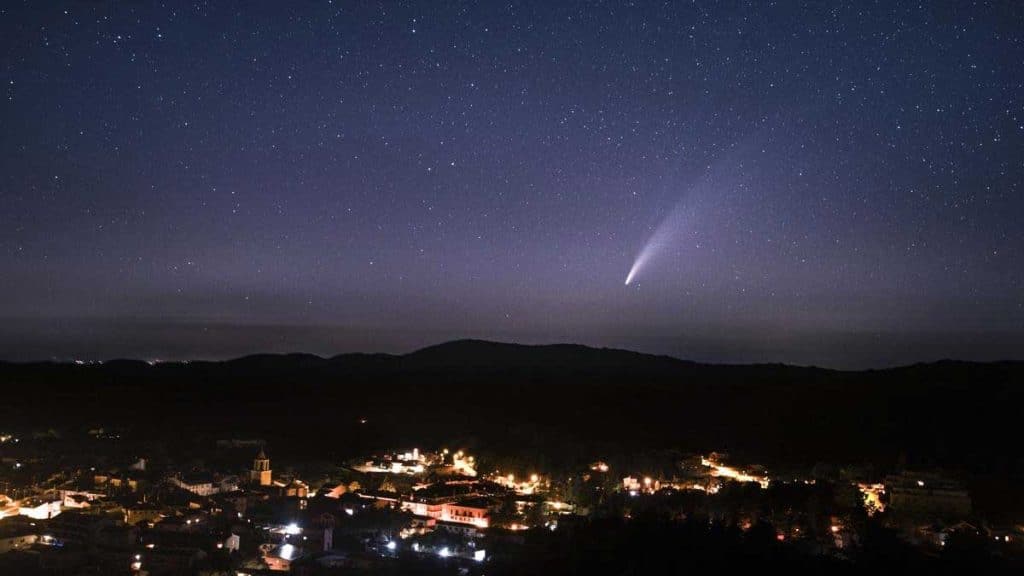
{"left": 442, "top": 498, "right": 491, "bottom": 528}
{"left": 885, "top": 471, "right": 971, "bottom": 519}
{"left": 170, "top": 473, "right": 218, "bottom": 497}
{"left": 18, "top": 498, "right": 62, "bottom": 520}
{"left": 0, "top": 517, "right": 38, "bottom": 553}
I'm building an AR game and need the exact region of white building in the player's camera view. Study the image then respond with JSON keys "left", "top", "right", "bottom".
{"left": 169, "top": 474, "right": 218, "bottom": 497}
{"left": 18, "top": 498, "right": 62, "bottom": 520}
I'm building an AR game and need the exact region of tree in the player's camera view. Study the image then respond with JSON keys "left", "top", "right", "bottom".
{"left": 526, "top": 501, "right": 548, "bottom": 527}
{"left": 490, "top": 497, "right": 520, "bottom": 528}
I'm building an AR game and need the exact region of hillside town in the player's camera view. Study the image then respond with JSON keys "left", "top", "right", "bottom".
{"left": 0, "top": 425, "right": 1020, "bottom": 575}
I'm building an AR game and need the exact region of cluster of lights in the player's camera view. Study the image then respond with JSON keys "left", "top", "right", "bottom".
{"left": 451, "top": 450, "right": 477, "bottom": 476}
{"left": 356, "top": 446, "right": 476, "bottom": 476}
{"left": 701, "top": 457, "right": 770, "bottom": 489}
{"left": 857, "top": 483, "right": 886, "bottom": 516}
{"left": 492, "top": 470, "right": 544, "bottom": 494}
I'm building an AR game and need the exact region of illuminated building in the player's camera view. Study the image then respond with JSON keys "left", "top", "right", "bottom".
{"left": 490, "top": 472, "right": 545, "bottom": 494}
{"left": 353, "top": 447, "right": 477, "bottom": 477}
{"left": 354, "top": 450, "right": 426, "bottom": 475}
{"left": 885, "top": 471, "right": 970, "bottom": 518}
{"left": 124, "top": 502, "right": 164, "bottom": 525}
{"left": 0, "top": 518, "right": 39, "bottom": 553}
{"left": 358, "top": 489, "right": 493, "bottom": 529}
{"left": 18, "top": 498, "right": 62, "bottom": 520}
{"left": 399, "top": 499, "right": 490, "bottom": 528}
{"left": 250, "top": 448, "right": 273, "bottom": 486}
{"left": 622, "top": 476, "right": 661, "bottom": 494}
{"left": 169, "top": 473, "right": 218, "bottom": 497}
{"left": 857, "top": 483, "right": 886, "bottom": 516}
{"left": 451, "top": 451, "right": 478, "bottom": 477}
{"left": 701, "top": 455, "right": 770, "bottom": 489}
{"left": 92, "top": 471, "right": 141, "bottom": 493}
{"left": 284, "top": 479, "right": 309, "bottom": 498}
{"left": 260, "top": 541, "right": 300, "bottom": 571}
{"left": 442, "top": 499, "right": 491, "bottom": 528}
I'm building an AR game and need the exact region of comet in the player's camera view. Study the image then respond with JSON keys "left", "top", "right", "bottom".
{"left": 624, "top": 254, "right": 644, "bottom": 286}
{"left": 624, "top": 144, "right": 754, "bottom": 286}
{"left": 624, "top": 237, "right": 658, "bottom": 285}
{"left": 624, "top": 196, "right": 693, "bottom": 285}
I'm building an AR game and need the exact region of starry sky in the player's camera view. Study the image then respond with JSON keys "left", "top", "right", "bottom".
{"left": 1, "top": 1, "right": 1022, "bottom": 368}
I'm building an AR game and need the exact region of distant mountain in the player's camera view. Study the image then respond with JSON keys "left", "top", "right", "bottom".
{"left": 396, "top": 339, "right": 695, "bottom": 370}
{"left": 2, "top": 338, "right": 1006, "bottom": 373}
{"left": 0, "top": 339, "right": 1021, "bottom": 474}
{"left": 156, "top": 339, "right": 699, "bottom": 373}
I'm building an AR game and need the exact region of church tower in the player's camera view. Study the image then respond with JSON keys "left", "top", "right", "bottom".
{"left": 250, "top": 447, "right": 272, "bottom": 486}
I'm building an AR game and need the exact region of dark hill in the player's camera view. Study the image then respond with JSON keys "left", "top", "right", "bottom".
{"left": 0, "top": 340, "right": 1021, "bottom": 473}
{"left": 398, "top": 339, "right": 694, "bottom": 370}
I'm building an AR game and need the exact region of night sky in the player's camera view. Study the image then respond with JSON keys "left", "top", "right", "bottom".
{"left": 2, "top": 1, "right": 1022, "bottom": 367}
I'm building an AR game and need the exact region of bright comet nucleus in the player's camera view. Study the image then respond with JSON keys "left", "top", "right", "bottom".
{"left": 624, "top": 202, "right": 687, "bottom": 286}
{"left": 624, "top": 248, "right": 651, "bottom": 285}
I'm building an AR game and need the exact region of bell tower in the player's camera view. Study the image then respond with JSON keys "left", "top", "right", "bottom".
{"left": 250, "top": 447, "right": 272, "bottom": 486}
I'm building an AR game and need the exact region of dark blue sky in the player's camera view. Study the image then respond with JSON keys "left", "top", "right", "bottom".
{"left": 1, "top": 1, "right": 1021, "bottom": 367}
